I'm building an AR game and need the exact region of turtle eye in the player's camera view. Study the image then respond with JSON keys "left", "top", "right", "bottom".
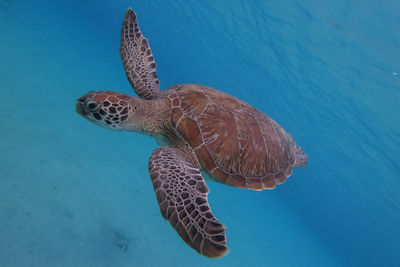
{"left": 86, "top": 101, "right": 100, "bottom": 111}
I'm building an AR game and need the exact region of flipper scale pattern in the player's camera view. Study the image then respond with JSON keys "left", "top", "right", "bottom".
{"left": 149, "top": 146, "right": 228, "bottom": 258}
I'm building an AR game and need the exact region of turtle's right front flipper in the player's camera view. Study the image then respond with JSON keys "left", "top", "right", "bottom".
{"left": 149, "top": 147, "right": 228, "bottom": 258}
{"left": 120, "top": 8, "right": 160, "bottom": 100}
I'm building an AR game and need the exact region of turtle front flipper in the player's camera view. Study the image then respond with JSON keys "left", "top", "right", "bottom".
{"left": 149, "top": 146, "right": 228, "bottom": 258}
{"left": 120, "top": 8, "right": 160, "bottom": 100}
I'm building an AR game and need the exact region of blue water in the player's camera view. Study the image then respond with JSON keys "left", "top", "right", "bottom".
{"left": 1, "top": 0, "right": 399, "bottom": 266}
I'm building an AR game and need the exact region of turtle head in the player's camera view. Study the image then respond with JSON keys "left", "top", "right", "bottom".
{"left": 76, "top": 91, "right": 135, "bottom": 130}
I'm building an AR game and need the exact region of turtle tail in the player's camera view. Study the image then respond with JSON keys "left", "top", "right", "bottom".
{"left": 294, "top": 145, "right": 308, "bottom": 167}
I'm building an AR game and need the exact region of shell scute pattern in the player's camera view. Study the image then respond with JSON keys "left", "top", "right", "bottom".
{"left": 166, "top": 84, "right": 296, "bottom": 190}
{"left": 234, "top": 109, "right": 267, "bottom": 177}
{"left": 198, "top": 104, "right": 239, "bottom": 174}
{"left": 179, "top": 90, "right": 209, "bottom": 119}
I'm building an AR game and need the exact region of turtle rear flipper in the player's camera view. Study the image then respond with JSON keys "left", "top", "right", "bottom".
{"left": 120, "top": 8, "right": 160, "bottom": 100}
{"left": 295, "top": 145, "right": 308, "bottom": 167}
{"left": 149, "top": 146, "right": 228, "bottom": 258}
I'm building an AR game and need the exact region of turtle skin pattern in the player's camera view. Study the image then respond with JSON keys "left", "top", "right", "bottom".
{"left": 149, "top": 146, "right": 228, "bottom": 258}
{"left": 120, "top": 9, "right": 160, "bottom": 100}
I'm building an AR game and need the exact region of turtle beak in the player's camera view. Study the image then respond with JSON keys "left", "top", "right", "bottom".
{"left": 76, "top": 101, "right": 89, "bottom": 116}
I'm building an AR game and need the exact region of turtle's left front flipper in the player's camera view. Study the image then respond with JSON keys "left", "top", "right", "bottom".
{"left": 120, "top": 8, "right": 160, "bottom": 100}
{"left": 149, "top": 147, "right": 228, "bottom": 258}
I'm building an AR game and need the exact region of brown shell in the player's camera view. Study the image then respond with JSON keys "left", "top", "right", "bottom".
{"left": 166, "top": 84, "right": 296, "bottom": 190}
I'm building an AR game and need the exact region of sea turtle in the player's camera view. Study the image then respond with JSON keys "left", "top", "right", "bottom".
{"left": 76, "top": 8, "right": 308, "bottom": 258}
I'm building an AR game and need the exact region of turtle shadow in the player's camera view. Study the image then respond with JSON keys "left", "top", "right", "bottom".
{"left": 114, "top": 230, "right": 130, "bottom": 252}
